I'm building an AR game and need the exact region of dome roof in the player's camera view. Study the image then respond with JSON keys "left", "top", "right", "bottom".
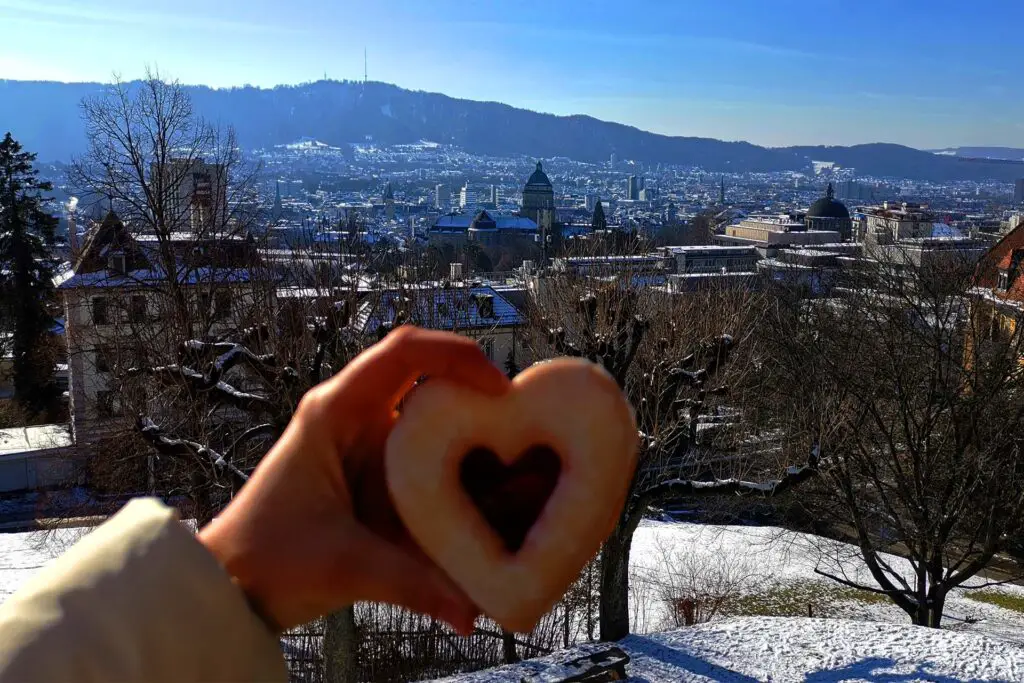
{"left": 525, "top": 161, "right": 552, "bottom": 189}
{"left": 807, "top": 183, "right": 850, "bottom": 220}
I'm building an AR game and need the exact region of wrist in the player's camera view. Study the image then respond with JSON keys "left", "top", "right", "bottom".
{"left": 198, "top": 512, "right": 286, "bottom": 633}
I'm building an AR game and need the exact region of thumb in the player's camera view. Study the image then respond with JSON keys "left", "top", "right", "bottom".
{"left": 341, "top": 525, "right": 478, "bottom": 634}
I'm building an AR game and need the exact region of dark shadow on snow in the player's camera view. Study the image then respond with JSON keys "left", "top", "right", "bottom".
{"left": 804, "top": 656, "right": 1011, "bottom": 683}
{"left": 624, "top": 635, "right": 761, "bottom": 682}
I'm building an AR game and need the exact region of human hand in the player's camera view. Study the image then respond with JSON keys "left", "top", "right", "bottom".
{"left": 197, "top": 326, "right": 510, "bottom": 633}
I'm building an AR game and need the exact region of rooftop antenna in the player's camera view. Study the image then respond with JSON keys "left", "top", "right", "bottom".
{"left": 364, "top": 47, "right": 367, "bottom": 84}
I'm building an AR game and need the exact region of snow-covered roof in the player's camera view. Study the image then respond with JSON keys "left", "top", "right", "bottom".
{"left": 59, "top": 267, "right": 255, "bottom": 289}
{"left": 355, "top": 286, "right": 525, "bottom": 334}
{"left": 432, "top": 215, "right": 538, "bottom": 231}
{"left": 0, "top": 425, "right": 72, "bottom": 456}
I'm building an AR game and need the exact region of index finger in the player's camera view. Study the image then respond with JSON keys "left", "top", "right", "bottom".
{"left": 330, "top": 326, "right": 510, "bottom": 409}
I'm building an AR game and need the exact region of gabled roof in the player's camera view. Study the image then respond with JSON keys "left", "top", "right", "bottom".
{"left": 975, "top": 222, "right": 1024, "bottom": 302}
{"left": 73, "top": 211, "right": 151, "bottom": 274}
{"left": 354, "top": 286, "right": 525, "bottom": 334}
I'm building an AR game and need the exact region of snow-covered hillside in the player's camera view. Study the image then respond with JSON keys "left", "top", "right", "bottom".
{"left": 440, "top": 617, "right": 1024, "bottom": 682}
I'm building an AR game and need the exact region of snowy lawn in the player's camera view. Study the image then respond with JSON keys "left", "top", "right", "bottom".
{"left": 0, "top": 526, "right": 91, "bottom": 602}
{"left": 439, "top": 617, "right": 1024, "bottom": 682}
{"left": 628, "top": 520, "right": 1024, "bottom": 646}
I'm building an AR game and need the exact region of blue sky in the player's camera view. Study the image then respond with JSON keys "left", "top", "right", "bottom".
{"left": 2, "top": 0, "right": 1022, "bottom": 148}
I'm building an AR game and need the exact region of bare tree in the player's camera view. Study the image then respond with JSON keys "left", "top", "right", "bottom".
{"left": 527, "top": 266, "right": 818, "bottom": 641}
{"left": 70, "top": 68, "right": 260, "bottom": 333}
{"left": 754, "top": 251, "right": 1024, "bottom": 627}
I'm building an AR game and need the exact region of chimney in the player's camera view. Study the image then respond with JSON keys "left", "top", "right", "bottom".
{"left": 450, "top": 262, "right": 464, "bottom": 280}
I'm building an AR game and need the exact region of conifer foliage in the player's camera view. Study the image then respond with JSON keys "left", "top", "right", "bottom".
{"left": 0, "top": 132, "right": 59, "bottom": 415}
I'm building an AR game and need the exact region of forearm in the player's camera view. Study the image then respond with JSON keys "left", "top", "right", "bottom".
{"left": 0, "top": 499, "right": 287, "bottom": 683}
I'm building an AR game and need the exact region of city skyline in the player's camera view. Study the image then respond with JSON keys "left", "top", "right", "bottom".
{"left": 2, "top": 0, "right": 1024, "bottom": 149}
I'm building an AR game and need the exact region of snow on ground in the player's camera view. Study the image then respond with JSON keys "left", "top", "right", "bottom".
{"left": 628, "top": 520, "right": 1024, "bottom": 646}
{"left": 440, "top": 617, "right": 1024, "bottom": 682}
{"left": 5, "top": 517, "right": 1024, "bottom": 681}
{"left": 0, "top": 526, "right": 92, "bottom": 602}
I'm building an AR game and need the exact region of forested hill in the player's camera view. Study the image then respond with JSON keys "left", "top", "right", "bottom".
{"left": 1, "top": 79, "right": 1017, "bottom": 182}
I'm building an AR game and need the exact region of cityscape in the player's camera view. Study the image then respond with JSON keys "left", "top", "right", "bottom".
{"left": 5, "top": 2, "right": 1024, "bottom": 681}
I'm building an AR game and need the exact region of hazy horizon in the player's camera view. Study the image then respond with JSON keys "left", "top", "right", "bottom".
{"left": 3, "top": 0, "right": 1023, "bottom": 150}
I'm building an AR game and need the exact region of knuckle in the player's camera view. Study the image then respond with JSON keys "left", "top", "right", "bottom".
{"left": 297, "top": 385, "right": 329, "bottom": 417}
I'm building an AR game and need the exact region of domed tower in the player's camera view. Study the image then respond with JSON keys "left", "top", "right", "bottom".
{"left": 805, "top": 182, "right": 852, "bottom": 240}
{"left": 521, "top": 161, "right": 555, "bottom": 226}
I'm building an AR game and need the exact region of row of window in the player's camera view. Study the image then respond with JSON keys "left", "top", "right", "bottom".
{"left": 91, "top": 290, "right": 232, "bottom": 325}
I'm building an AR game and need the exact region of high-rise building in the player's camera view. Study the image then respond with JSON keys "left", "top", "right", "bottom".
{"left": 609, "top": 153, "right": 618, "bottom": 168}
{"left": 490, "top": 185, "right": 498, "bottom": 205}
{"left": 435, "top": 183, "right": 449, "bottom": 210}
{"left": 627, "top": 175, "right": 638, "bottom": 201}
{"left": 154, "top": 159, "right": 228, "bottom": 234}
{"left": 836, "top": 181, "right": 873, "bottom": 202}
{"left": 1015, "top": 179, "right": 1024, "bottom": 204}
{"left": 584, "top": 194, "right": 599, "bottom": 212}
{"left": 459, "top": 184, "right": 476, "bottom": 210}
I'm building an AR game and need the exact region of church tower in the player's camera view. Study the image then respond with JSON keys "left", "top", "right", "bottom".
{"left": 272, "top": 181, "right": 283, "bottom": 222}
{"left": 521, "top": 161, "right": 555, "bottom": 226}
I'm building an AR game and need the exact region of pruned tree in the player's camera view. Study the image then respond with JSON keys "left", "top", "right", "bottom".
{"left": 528, "top": 268, "right": 818, "bottom": 640}
{"left": 754, "top": 250, "right": 1024, "bottom": 627}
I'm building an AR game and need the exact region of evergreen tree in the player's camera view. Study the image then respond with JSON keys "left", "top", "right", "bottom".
{"left": 591, "top": 199, "right": 607, "bottom": 232}
{"left": 0, "top": 133, "right": 59, "bottom": 415}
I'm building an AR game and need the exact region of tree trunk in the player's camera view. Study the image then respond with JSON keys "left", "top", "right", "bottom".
{"left": 599, "top": 521, "right": 633, "bottom": 641}
{"left": 913, "top": 591, "right": 946, "bottom": 628}
{"left": 501, "top": 628, "right": 520, "bottom": 664}
{"left": 323, "top": 606, "right": 358, "bottom": 683}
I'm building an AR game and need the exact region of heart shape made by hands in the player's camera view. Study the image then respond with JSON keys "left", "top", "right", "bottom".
{"left": 385, "top": 357, "right": 638, "bottom": 633}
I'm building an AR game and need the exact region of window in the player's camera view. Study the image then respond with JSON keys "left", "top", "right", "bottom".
{"left": 198, "top": 292, "right": 212, "bottom": 317}
{"left": 96, "top": 390, "right": 122, "bottom": 417}
{"left": 213, "top": 290, "right": 232, "bottom": 321}
{"left": 92, "top": 296, "right": 109, "bottom": 325}
{"left": 478, "top": 337, "right": 495, "bottom": 361}
{"left": 129, "top": 295, "right": 147, "bottom": 323}
{"left": 108, "top": 253, "right": 126, "bottom": 274}
{"left": 95, "top": 345, "right": 114, "bottom": 374}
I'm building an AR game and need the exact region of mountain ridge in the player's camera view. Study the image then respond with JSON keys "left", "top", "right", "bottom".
{"left": 1, "top": 78, "right": 1019, "bottom": 182}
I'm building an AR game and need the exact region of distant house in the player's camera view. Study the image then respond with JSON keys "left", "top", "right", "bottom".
{"left": 968, "top": 222, "right": 1024, "bottom": 354}
{"left": 354, "top": 285, "right": 527, "bottom": 367}
{"left": 58, "top": 211, "right": 265, "bottom": 448}
{"left": 0, "top": 424, "right": 77, "bottom": 494}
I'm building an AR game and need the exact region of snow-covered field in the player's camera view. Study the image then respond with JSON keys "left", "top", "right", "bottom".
{"left": 0, "top": 525, "right": 92, "bottom": 601}
{"left": 442, "top": 618, "right": 1024, "bottom": 682}
{"left": 628, "top": 520, "right": 1024, "bottom": 646}
{"left": 4, "top": 519, "right": 1024, "bottom": 681}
